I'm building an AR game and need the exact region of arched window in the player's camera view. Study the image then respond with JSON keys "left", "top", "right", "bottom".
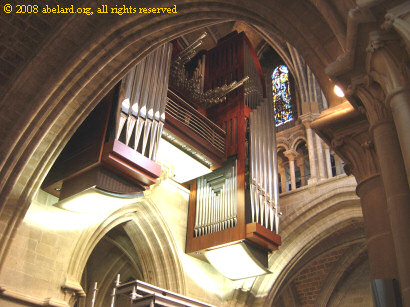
{"left": 272, "top": 65, "right": 293, "bottom": 126}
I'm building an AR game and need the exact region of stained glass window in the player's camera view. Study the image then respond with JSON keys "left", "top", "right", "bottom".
{"left": 272, "top": 65, "right": 293, "bottom": 126}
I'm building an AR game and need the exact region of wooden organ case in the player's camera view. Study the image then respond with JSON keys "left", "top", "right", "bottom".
{"left": 181, "top": 32, "right": 282, "bottom": 263}
{"left": 42, "top": 43, "right": 173, "bottom": 200}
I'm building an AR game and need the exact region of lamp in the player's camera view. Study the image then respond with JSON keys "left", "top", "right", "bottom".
{"left": 205, "top": 242, "right": 270, "bottom": 280}
{"left": 334, "top": 85, "right": 345, "bottom": 97}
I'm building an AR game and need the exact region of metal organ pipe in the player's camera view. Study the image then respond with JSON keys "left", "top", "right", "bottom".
{"left": 194, "top": 161, "right": 237, "bottom": 237}
{"left": 175, "top": 32, "right": 207, "bottom": 65}
{"left": 115, "top": 43, "right": 172, "bottom": 162}
{"left": 243, "top": 41, "right": 263, "bottom": 110}
{"left": 249, "top": 101, "right": 280, "bottom": 233}
{"left": 116, "top": 65, "right": 136, "bottom": 142}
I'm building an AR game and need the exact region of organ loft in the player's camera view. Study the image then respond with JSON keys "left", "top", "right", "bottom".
{"left": 1, "top": 2, "right": 409, "bottom": 307}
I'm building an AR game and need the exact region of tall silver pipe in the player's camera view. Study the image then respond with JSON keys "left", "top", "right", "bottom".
{"left": 134, "top": 52, "right": 155, "bottom": 151}
{"left": 250, "top": 111, "right": 256, "bottom": 222}
{"left": 210, "top": 189, "right": 215, "bottom": 233}
{"left": 267, "top": 98, "right": 280, "bottom": 233}
{"left": 153, "top": 44, "right": 173, "bottom": 161}
{"left": 116, "top": 67, "right": 135, "bottom": 140}
{"left": 148, "top": 45, "right": 166, "bottom": 159}
{"left": 262, "top": 103, "right": 270, "bottom": 228}
{"left": 205, "top": 185, "right": 211, "bottom": 235}
{"left": 257, "top": 105, "right": 265, "bottom": 227}
{"left": 228, "top": 172, "right": 233, "bottom": 227}
{"left": 203, "top": 180, "right": 209, "bottom": 235}
{"left": 264, "top": 102, "right": 273, "bottom": 229}
{"left": 264, "top": 101, "right": 274, "bottom": 231}
{"left": 221, "top": 183, "right": 226, "bottom": 230}
{"left": 141, "top": 50, "right": 160, "bottom": 156}
{"left": 233, "top": 161, "right": 237, "bottom": 226}
{"left": 194, "top": 178, "right": 201, "bottom": 237}
{"left": 266, "top": 101, "right": 274, "bottom": 231}
{"left": 125, "top": 59, "right": 145, "bottom": 146}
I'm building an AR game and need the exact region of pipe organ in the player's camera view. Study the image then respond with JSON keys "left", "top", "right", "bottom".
{"left": 249, "top": 101, "right": 280, "bottom": 234}
{"left": 42, "top": 43, "right": 173, "bottom": 198}
{"left": 244, "top": 40, "right": 264, "bottom": 109}
{"left": 178, "top": 31, "right": 281, "bottom": 266}
{"left": 116, "top": 43, "right": 173, "bottom": 162}
{"left": 41, "top": 30, "right": 281, "bottom": 278}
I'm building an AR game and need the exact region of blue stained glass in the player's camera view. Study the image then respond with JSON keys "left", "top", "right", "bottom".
{"left": 272, "top": 65, "right": 293, "bottom": 126}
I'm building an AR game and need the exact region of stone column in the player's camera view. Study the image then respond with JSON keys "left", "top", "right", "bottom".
{"left": 364, "top": 33, "right": 410, "bottom": 303}
{"left": 382, "top": 7, "right": 410, "bottom": 184}
{"left": 324, "top": 145, "right": 333, "bottom": 178}
{"left": 284, "top": 150, "right": 298, "bottom": 191}
{"left": 356, "top": 175, "right": 400, "bottom": 307}
{"left": 353, "top": 83, "right": 410, "bottom": 306}
{"left": 326, "top": 117, "right": 401, "bottom": 307}
{"left": 301, "top": 117, "right": 318, "bottom": 184}
{"left": 315, "top": 134, "right": 327, "bottom": 180}
{"left": 388, "top": 88, "right": 410, "bottom": 184}
{"left": 371, "top": 119, "right": 410, "bottom": 306}
{"left": 356, "top": 175, "right": 398, "bottom": 280}
{"left": 296, "top": 158, "right": 306, "bottom": 186}
{"left": 333, "top": 154, "right": 343, "bottom": 175}
{"left": 367, "top": 31, "right": 410, "bottom": 185}
{"left": 279, "top": 168, "right": 286, "bottom": 193}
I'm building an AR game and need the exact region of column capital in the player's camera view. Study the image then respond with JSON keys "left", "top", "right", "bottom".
{"left": 283, "top": 149, "right": 298, "bottom": 161}
{"left": 299, "top": 114, "right": 318, "bottom": 128}
{"left": 332, "top": 124, "right": 380, "bottom": 184}
{"left": 312, "top": 106, "right": 381, "bottom": 185}
{"left": 366, "top": 30, "right": 408, "bottom": 100}
{"left": 346, "top": 81, "right": 393, "bottom": 127}
{"left": 381, "top": 2, "right": 410, "bottom": 54}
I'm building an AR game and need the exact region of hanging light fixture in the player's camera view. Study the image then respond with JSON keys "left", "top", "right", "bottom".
{"left": 334, "top": 85, "right": 345, "bottom": 97}
{"left": 205, "top": 242, "right": 270, "bottom": 280}
{"left": 54, "top": 187, "right": 142, "bottom": 213}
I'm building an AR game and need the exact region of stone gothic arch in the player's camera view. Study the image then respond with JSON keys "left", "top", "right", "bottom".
{"left": 0, "top": 1, "right": 342, "bottom": 271}
{"left": 64, "top": 198, "right": 186, "bottom": 301}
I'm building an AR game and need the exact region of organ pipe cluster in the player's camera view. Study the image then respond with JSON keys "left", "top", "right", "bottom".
{"left": 170, "top": 33, "right": 249, "bottom": 107}
{"left": 244, "top": 41, "right": 264, "bottom": 109}
{"left": 194, "top": 159, "right": 238, "bottom": 237}
{"left": 116, "top": 43, "right": 173, "bottom": 161}
{"left": 249, "top": 101, "right": 280, "bottom": 233}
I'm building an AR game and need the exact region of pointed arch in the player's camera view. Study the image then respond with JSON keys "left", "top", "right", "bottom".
{"left": 64, "top": 198, "right": 185, "bottom": 297}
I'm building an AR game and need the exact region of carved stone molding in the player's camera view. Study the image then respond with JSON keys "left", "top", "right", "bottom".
{"left": 366, "top": 30, "right": 408, "bottom": 97}
{"left": 311, "top": 107, "right": 380, "bottom": 185}
{"left": 382, "top": 1, "right": 410, "bottom": 55}
{"left": 61, "top": 278, "right": 86, "bottom": 306}
{"left": 0, "top": 284, "right": 70, "bottom": 307}
{"left": 325, "top": 5, "right": 376, "bottom": 78}
{"left": 349, "top": 81, "right": 392, "bottom": 127}
{"left": 331, "top": 131, "right": 379, "bottom": 184}
{"left": 299, "top": 113, "right": 317, "bottom": 128}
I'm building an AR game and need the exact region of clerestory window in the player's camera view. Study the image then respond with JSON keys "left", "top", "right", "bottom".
{"left": 272, "top": 65, "right": 293, "bottom": 127}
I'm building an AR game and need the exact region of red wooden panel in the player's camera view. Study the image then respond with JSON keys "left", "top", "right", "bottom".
{"left": 245, "top": 222, "right": 282, "bottom": 252}
{"left": 101, "top": 140, "right": 161, "bottom": 187}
